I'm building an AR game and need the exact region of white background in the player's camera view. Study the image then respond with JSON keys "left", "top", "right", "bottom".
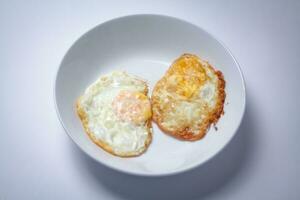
{"left": 0, "top": 0, "right": 299, "bottom": 199}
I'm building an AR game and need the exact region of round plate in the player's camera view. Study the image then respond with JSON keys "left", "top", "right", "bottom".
{"left": 55, "top": 14, "right": 246, "bottom": 176}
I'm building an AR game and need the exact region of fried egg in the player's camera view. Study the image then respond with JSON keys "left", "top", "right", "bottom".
{"left": 76, "top": 71, "right": 152, "bottom": 157}
{"left": 151, "top": 54, "right": 226, "bottom": 140}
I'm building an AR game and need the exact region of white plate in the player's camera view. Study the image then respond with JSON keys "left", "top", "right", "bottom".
{"left": 55, "top": 14, "right": 246, "bottom": 176}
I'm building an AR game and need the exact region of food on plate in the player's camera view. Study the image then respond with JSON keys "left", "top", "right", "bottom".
{"left": 151, "top": 54, "right": 226, "bottom": 141}
{"left": 76, "top": 71, "right": 152, "bottom": 157}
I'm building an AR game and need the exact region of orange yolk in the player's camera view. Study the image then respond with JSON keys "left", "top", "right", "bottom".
{"left": 167, "top": 55, "right": 207, "bottom": 98}
{"left": 112, "top": 91, "right": 152, "bottom": 124}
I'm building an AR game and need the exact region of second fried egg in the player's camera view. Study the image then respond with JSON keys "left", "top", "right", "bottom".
{"left": 151, "top": 54, "right": 226, "bottom": 141}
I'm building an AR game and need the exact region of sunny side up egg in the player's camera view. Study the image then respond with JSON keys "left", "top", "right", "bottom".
{"left": 76, "top": 71, "right": 152, "bottom": 157}
{"left": 152, "top": 54, "right": 226, "bottom": 141}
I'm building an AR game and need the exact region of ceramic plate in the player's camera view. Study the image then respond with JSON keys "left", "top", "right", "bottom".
{"left": 55, "top": 14, "right": 246, "bottom": 176}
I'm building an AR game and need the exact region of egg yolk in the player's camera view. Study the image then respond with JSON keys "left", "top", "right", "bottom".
{"left": 112, "top": 91, "right": 152, "bottom": 124}
{"left": 167, "top": 55, "right": 207, "bottom": 99}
